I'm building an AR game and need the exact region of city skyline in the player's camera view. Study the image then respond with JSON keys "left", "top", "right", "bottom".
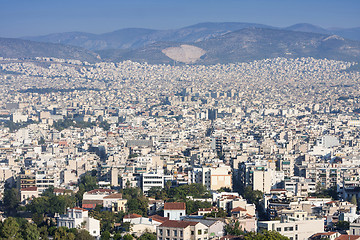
{"left": 1, "top": 0, "right": 360, "bottom": 38}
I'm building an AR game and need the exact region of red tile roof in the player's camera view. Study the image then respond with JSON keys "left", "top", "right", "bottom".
{"left": 311, "top": 232, "right": 338, "bottom": 238}
{"left": 149, "top": 215, "right": 169, "bottom": 223}
{"left": 70, "top": 207, "right": 88, "bottom": 212}
{"left": 164, "top": 202, "right": 186, "bottom": 210}
{"left": 21, "top": 186, "right": 37, "bottom": 191}
{"left": 335, "top": 235, "right": 360, "bottom": 240}
{"left": 231, "top": 207, "right": 247, "bottom": 212}
{"left": 82, "top": 203, "right": 97, "bottom": 209}
{"left": 221, "top": 195, "right": 238, "bottom": 199}
{"left": 159, "top": 220, "right": 198, "bottom": 228}
{"left": 103, "top": 193, "right": 123, "bottom": 199}
{"left": 124, "top": 213, "right": 142, "bottom": 219}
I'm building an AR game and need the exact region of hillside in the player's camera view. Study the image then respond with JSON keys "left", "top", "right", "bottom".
{"left": 0, "top": 38, "right": 101, "bottom": 62}
{"left": 97, "top": 28, "right": 360, "bottom": 64}
{"left": 22, "top": 22, "right": 360, "bottom": 51}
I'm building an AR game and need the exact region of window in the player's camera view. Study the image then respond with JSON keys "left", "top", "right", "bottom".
{"left": 173, "top": 230, "right": 177, "bottom": 236}
{"left": 180, "top": 213, "right": 183, "bottom": 216}
{"left": 167, "top": 213, "right": 170, "bottom": 218}
{"left": 295, "top": 225, "right": 298, "bottom": 231}
{"left": 191, "top": 231, "right": 194, "bottom": 235}
{"left": 276, "top": 227, "right": 281, "bottom": 232}
{"left": 180, "top": 231, "right": 183, "bottom": 237}
{"left": 167, "top": 230, "right": 170, "bottom": 236}
{"left": 198, "top": 230, "right": 202, "bottom": 235}
{"left": 159, "top": 229, "right": 163, "bottom": 235}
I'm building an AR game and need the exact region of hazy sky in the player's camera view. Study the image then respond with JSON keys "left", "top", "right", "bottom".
{"left": 1, "top": 0, "right": 359, "bottom": 38}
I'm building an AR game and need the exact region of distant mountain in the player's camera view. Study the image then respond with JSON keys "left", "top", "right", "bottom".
{"left": 332, "top": 27, "right": 360, "bottom": 43}
{"left": 22, "top": 22, "right": 275, "bottom": 50}
{"left": 98, "top": 28, "right": 360, "bottom": 64}
{"left": 285, "top": 23, "right": 330, "bottom": 35}
{"left": 0, "top": 38, "right": 101, "bottom": 62}
{"left": 3, "top": 26, "right": 360, "bottom": 65}
{"left": 22, "top": 22, "right": 360, "bottom": 51}
{"left": 285, "top": 24, "right": 360, "bottom": 42}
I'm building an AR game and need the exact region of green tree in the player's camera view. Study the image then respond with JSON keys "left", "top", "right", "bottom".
{"left": 138, "top": 232, "right": 156, "bottom": 240}
{"left": 242, "top": 186, "right": 263, "bottom": 204}
{"left": 224, "top": 220, "right": 245, "bottom": 236}
{"left": 126, "top": 196, "right": 149, "bottom": 216}
{"left": 218, "top": 187, "right": 232, "bottom": 192}
{"left": 39, "top": 226, "right": 49, "bottom": 240}
{"left": 32, "top": 213, "right": 44, "bottom": 226}
{"left": 3, "top": 188, "right": 20, "bottom": 214}
{"left": 22, "top": 222, "right": 40, "bottom": 240}
{"left": 243, "top": 230, "right": 289, "bottom": 240}
{"left": 100, "top": 211, "right": 115, "bottom": 232}
{"left": 42, "top": 186, "right": 55, "bottom": 197}
{"left": 113, "top": 232, "right": 122, "bottom": 240}
{"left": 336, "top": 221, "right": 350, "bottom": 230}
{"left": 76, "top": 173, "right": 98, "bottom": 205}
{"left": 122, "top": 188, "right": 149, "bottom": 216}
{"left": 123, "top": 234, "right": 133, "bottom": 240}
{"left": 75, "top": 229, "right": 94, "bottom": 240}
{"left": 27, "top": 194, "right": 75, "bottom": 217}
{"left": 351, "top": 195, "right": 357, "bottom": 206}
{"left": 101, "top": 231, "right": 111, "bottom": 240}
{"left": 54, "top": 227, "right": 75, "bottom": 240}
{"left": 1, "top": 217, "right": 22, "bottom": 239}
{"left": 185, "top": 200, "right": 212, "bottom": 215}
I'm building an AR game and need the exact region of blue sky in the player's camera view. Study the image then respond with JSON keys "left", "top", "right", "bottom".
{"left": 0, "top": 0, "right": 359, "bottom": 37}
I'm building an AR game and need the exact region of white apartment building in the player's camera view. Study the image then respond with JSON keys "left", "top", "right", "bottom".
{"left": 57, "top": 207, "right": 100, "bottom": 238}
{"left": 202, "top": 165, "right": 232, "bottom": 191}
{"left": 141, "top": 170, "right": 173, "bottom": 195}
{"left": 258, "top": 213, "right": 324, "bottom": 240}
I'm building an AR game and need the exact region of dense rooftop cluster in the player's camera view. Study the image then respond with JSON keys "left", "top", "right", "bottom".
{"left": 0, "top": 57, "right": 360, "bottom": 239}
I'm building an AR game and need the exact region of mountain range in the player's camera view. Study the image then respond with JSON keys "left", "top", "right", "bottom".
{"left": 22, "top": 22, "right": 360, "bottom": 51}
{"left": 0, "top": 22, "right": 359, "bottom": 65}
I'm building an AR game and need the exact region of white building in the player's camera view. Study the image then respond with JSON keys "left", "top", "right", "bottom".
{"left": 164, "top": 202, "right": 186, "bottom": 220}
{"left": 20, "top": 186, "right": 39, "bottom": 204}
{"left": 284, "top": 177, "right": 316, "bottom": 197}
{"left": 57, "top": 207, "right": 100, "bottom": 238}
{"left": 141, "top": 170, "right": 173, "bottom": 195}
{"left": 258, "top": 213, "right": 324, "bottom": 240}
